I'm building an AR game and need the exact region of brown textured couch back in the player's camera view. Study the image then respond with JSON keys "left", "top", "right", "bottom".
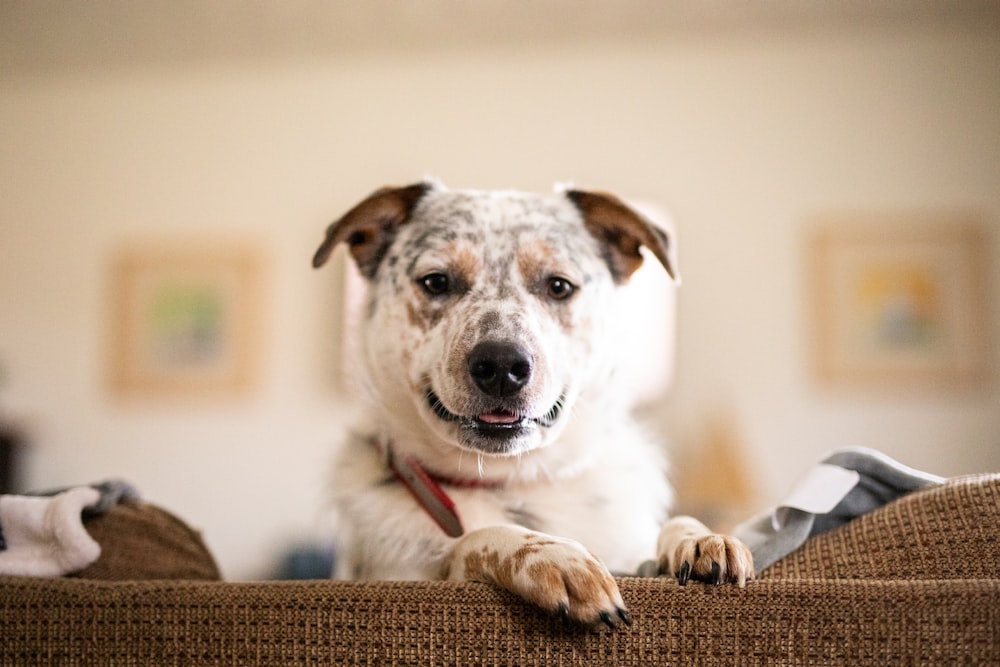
{"left": 2, "top": 474, "right": 999, "bottom": 666}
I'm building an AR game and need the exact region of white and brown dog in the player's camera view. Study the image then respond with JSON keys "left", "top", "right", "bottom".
{"left": 313, "top": 180, "right": 753, "bottom": 627}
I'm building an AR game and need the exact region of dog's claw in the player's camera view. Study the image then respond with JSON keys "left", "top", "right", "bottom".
{"left": 557, "top": 603, "right": 570, "bottom": 624}
{"left": 677, "top": 560, "right": 691, "bottom": 586}
{"left": 599, "top": 611, "right": 616, "bottom": 629}
{"left": 710, "top": 561, "right": 722, "bottom": 585}
{"left": 617, "top": 607, "right": 633, "bottom": 627}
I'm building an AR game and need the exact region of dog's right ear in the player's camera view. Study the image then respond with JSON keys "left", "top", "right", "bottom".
{"left": 312, "top": 182, "right": 431, "bottom": 278}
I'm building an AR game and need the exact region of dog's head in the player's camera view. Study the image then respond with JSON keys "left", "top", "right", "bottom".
{"left": 314, "top": 180, "right": 676, "bottom": 466}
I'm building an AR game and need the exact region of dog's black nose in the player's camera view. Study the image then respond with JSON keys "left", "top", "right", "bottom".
{"left": 467, "top": 341, "right": 533, "bottom": 398}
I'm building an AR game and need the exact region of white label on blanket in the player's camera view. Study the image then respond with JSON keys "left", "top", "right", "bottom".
{"left": 779, "top": 463, "right": 860, "bottom": 515}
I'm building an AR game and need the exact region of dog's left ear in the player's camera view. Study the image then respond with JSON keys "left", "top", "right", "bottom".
{"left": 566, "top": 190, "right": 677, "bottom": 284}
{"left": 313, "top": 182, "right": 431, "bottom": 278}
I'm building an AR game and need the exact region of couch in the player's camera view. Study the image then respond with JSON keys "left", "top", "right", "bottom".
{"left": 2, "top": 473, "right": 998, "bottom": 666}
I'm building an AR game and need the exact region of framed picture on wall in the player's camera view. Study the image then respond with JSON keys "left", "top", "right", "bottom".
{"left": 808, "top": 216, "right": 992, "bottom": 389}
{"left": 108, "top": 244, "right": 264, "bottom": 398}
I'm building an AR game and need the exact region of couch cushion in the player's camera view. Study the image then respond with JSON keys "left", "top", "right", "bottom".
{"left": 72, "top": 500, "right": 221, "bottom": 581}
{"left": 761, "top": 473, "right": 1000, "bottom": 580}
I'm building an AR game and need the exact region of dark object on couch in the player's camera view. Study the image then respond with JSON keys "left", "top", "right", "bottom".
{"left": 2, "top": 474, "right": 999, "bottom": 666}
{"left": 0, "top": 426, "right": 25, "bottom": 494}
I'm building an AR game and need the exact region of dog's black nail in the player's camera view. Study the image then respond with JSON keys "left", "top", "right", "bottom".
{"left": 677, "top": 561, "right": 691, "bottom": 586}
{"left": 617, "top": 607, "right": 633, "bottom": 627}
{"left": 557, "top": 603, "right": 570, "bottom": 624}
{"left": 711, "top": 562, "right": 722, "bottom": 585}
{"left": 599, "top": 611, "right": 616, "bottom": 629}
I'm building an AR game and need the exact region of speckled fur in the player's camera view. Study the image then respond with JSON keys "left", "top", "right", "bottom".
{"left": 314, "top": 180, "right": 753, "bottom": 626}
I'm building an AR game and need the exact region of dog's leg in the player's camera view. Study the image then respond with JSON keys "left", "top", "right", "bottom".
{"left": 656, "top": 516, "right": 754, "bottom": 587}
{"left": 445, "top": 525, "right": 631, "bottom": 627}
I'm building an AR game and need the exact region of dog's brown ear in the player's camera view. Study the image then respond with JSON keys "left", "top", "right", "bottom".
{"left": 566, "top": 189, "right": 677, "bottom": 283}
{"left": 312, "top": 183, "right": 431, "bottom": 278}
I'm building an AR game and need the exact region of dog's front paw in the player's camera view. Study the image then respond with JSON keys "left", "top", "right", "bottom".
{"left": 656, "top": 516, "right": 754, "bottom": 587}
{"left": 447, "top": 526, "right": 630, "bottom": 628}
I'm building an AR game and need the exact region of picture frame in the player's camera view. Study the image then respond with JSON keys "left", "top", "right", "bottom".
{"left": 108, "top": 244, "right": 264, "bottom": 398}
{"left": 808, "top": 216, "right": 992, "bottom": 390}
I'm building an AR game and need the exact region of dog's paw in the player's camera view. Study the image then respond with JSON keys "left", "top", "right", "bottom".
{"left": 447, "top": 526, "right": 631, "bottom": 628}
{"left": 656, "top": 516, "right": 754, "bottom": 587}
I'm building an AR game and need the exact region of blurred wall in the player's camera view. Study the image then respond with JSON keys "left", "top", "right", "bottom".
{"left": 2, "top": 5, "right": 998, "bottom": 578}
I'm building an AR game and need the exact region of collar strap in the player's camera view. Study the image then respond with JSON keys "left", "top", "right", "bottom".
{"left": 383, "top": 443, "right": 503, "bottom": 538}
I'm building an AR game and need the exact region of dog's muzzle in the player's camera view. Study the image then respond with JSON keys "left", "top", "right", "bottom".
{"left": 425, "top": 340, "right": 564, "bottom": 453}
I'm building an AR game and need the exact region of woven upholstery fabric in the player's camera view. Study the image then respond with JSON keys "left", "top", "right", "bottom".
{"left": 761, "top": 473, "right": 1000, "bottom": 580}
{"left": 3, "top": 577, "right": 999, "bottom": 666}
{"left": 1, "top": 475, "right": 998, "bottom": 665}
{"left": 73, "top": 499, "right": 221, "bottom": 581}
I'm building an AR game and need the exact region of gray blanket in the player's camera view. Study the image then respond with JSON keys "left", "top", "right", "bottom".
{"left": 733, "top": 447, "right": 944, "bottom": 572}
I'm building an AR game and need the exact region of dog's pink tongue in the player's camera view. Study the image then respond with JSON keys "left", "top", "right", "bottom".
{"left": 479, "top": 409, "right": 520, "bottom": 424}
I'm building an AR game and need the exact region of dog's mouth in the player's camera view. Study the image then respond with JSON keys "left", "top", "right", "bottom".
{"left": 426, "top": 390, "right": 564, "bottom": 442}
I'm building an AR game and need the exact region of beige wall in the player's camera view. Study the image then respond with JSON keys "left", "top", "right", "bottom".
{"left": 2, "top": 8, "right": 998, "bottom": 578}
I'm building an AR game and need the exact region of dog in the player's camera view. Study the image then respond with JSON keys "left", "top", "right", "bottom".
{"left": 313, "top": 180, "right": 753, "bottom": 627}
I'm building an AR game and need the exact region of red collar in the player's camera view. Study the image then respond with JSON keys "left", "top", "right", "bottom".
{"left": 381, "top": 442, "right": 503, "bottom": 538}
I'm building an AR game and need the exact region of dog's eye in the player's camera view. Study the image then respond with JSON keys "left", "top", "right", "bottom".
{"left": 546, "top": 276, "right": 576, "bottom": 301}
{"left": 419, "top": 272, "right": 451, "bottom": 296}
